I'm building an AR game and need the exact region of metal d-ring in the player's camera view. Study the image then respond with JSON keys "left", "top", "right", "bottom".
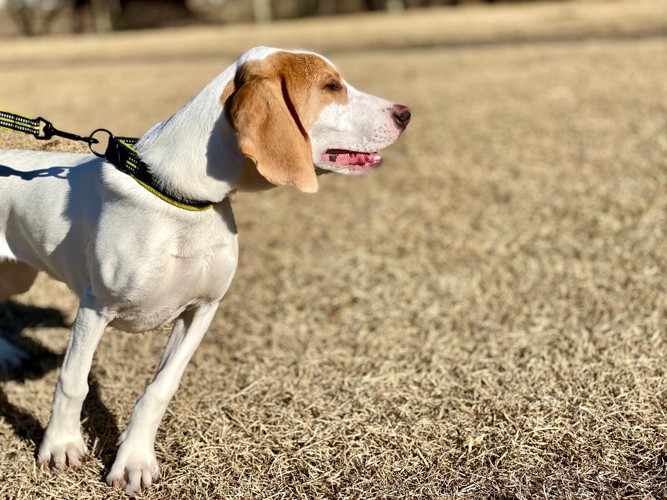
{"left": 89, "top": 128, "right": 113, "bottom": 158}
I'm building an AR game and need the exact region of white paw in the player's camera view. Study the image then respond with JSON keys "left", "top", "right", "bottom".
{"left": 37, "top": 432, "right": 87, "bottom": 469}
{"left": 0, "top": 337, "right": 29, "bottom": 371}
{"left": 106, "top": 446, "right": 160, "bottom": 492}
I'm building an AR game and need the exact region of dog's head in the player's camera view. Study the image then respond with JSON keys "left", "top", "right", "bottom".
{"left": 224, "top": 47, "right": 411, "bottom": 193}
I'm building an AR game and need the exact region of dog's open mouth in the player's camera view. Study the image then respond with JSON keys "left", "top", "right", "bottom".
{"left": 322, "top": 149, "right": 382, "bottom": 173}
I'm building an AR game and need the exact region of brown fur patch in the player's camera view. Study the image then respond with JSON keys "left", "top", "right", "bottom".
{"left": 222, "top": 51, "right": 348, "bottom": 193}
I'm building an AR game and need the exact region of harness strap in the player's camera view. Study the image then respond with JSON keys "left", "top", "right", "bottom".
{"left": 0, "top": 111, "right": 214, "bottom": 212}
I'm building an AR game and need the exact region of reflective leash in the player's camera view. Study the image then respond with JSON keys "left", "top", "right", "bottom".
{"left": 0, "top": 111, "right": 99, "bottom": 145}
{"left": 0, "top": 111, "right": 214, "bottom": 211}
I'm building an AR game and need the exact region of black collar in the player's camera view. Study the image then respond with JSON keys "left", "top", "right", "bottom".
{"left": 103, "top": 136, "right": 215, "bottom": 212}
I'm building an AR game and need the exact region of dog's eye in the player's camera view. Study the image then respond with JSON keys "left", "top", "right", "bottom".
{"left": 324, "top": 82, "right": 342, "bottom": 92}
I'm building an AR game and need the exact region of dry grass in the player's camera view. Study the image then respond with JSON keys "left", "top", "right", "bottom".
{"left": 1, "top": 1, "right": 666, "bottom": 498}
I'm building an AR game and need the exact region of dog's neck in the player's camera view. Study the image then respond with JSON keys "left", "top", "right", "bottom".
{"left": 135, "top": 66, "right": 246, "bottom": 204}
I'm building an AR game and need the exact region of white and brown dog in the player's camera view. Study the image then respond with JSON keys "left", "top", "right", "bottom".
{"left": 0, "top": 46, "right": 410, "bottom": 491}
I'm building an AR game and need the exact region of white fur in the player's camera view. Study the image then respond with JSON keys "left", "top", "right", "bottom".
{"left": 310, "top": 83, "right": 401, "bottom": 174}
{"left": 0, "top": 46, "right": 408, "bottom": 492}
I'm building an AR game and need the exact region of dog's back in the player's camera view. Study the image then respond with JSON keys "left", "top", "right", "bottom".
{"left": 0, "top": 150, "right": 103, "bottom": 291}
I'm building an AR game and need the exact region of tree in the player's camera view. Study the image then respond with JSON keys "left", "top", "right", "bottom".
{"left": 7, "top": 0, "right": 63, "bottom": 36}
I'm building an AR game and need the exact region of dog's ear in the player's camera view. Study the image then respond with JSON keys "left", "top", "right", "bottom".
{"left": 228, "top": 74, "right": 318, "bottom": 194}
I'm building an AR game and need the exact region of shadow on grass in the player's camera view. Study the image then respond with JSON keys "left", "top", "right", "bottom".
{"left": 0, "top": 300, "right": 119, "bottom": 467}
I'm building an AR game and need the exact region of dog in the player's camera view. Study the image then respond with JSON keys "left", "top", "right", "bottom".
{"left": 0, "top": 46, "right": 410, "bottom": 491}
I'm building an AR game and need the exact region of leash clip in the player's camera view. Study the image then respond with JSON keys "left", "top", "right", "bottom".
{"left": 36, "top": 117, "right": 100, "bottom": 147}
{"left": 35, "top": 118, "right": 55, "bottom": 140}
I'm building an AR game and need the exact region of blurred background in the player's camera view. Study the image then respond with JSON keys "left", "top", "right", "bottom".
{"left": 2, "top": 0, "right": 561, "bottom": 36}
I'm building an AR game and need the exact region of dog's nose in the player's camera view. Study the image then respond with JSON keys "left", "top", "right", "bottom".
{"left": 391, "top": 105, "right": 411, "bottom": 131}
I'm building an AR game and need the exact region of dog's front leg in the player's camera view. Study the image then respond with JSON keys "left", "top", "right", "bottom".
{"left": 106, "top": 302, "right": 218, "bottom": 492}
{"left": 38, "top": 287, "right": 112, "bottom": 468}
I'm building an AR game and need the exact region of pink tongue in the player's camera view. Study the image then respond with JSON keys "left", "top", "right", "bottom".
{"left": 329, "top": 152, "right": 374, "bottom": 165}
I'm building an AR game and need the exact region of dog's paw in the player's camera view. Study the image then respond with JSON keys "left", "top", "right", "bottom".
{"left": 37, "top": 433, "right": 87, "bottom": 469}
{"left": 106, "top": 448, "right": 160, "bottom": 492}
{"left": 0, "top": 337, "right": 29, "bottom": 371}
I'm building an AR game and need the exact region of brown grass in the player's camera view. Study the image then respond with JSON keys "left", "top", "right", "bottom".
{"left": 1, "top": 1, "right": 666, "bottom": 498}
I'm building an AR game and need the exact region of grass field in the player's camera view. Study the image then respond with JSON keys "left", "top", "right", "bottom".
{"left": 0, "top": 0, "right": 666, "bottom": 497}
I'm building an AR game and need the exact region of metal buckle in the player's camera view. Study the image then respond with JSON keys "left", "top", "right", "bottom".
{"left": 89, "top": 128, "right": 113, "bottom": 157}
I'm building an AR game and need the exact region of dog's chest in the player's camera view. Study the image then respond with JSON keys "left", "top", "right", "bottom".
{"left": 97, "top": 200, "right": 240, "bottom": 333}
{"left": 108, "top": 236, "right": 238, "bottom": 332}
{"left": 170, "top": 238, "right": 239, "bottom": 299}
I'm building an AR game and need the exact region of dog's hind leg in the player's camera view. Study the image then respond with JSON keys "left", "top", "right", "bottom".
{"left": 37, "top": 286, "right": 111, "bottom": 469}
{"left": 0, "top": 261, "right": 38, "bottom": 369}
{"left": 0, "top": 260, "right": 38, "bottom": 302}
